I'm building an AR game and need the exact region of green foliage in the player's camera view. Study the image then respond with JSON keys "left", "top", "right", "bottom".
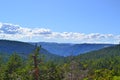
{"left": 0, "top": 53, "right": 23, "bottom": 80}
{"left": 0, "top": 44, "right": 120, "bottom": 80}
{"left": 113, "top": 76, "right": 120, "bottom": 80}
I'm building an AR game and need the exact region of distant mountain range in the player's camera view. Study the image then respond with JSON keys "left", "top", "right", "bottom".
{"left": 0, "top": 40, "right": 63, "bottom": 61}
{"left": 30, "top": 42, "right": 114, "bottom": 56}
{"left": 0, "top": 39, "right": 115, "bottom": 57}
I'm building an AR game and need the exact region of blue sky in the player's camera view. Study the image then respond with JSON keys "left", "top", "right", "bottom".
{"left": 0, "top": 0, "right": 120, "bottom": 43}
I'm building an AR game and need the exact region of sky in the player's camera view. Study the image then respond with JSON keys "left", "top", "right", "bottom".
{"left": 0, "top": 0, "right": 120, "bottom": 44}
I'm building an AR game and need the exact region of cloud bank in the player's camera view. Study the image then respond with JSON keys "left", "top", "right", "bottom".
{"left": 0, "top": 22, "right": 119, "bottom": 43}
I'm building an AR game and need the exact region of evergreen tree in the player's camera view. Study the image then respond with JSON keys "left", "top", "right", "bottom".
{"left": 1, "top": 53, "right": 23, "bottom": 80}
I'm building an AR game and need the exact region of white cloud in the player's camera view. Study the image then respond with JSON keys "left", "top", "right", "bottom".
{"left": 0, "top": 22, "right": 119, "bottom": 43}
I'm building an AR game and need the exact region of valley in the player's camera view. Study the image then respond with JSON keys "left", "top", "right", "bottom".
{"left": 0, "top": 40, "right": 120, "bottom": 80}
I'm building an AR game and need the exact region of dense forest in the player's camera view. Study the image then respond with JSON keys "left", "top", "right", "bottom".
{"left": 0, "top": 44, "right": 120, "bottom": 80}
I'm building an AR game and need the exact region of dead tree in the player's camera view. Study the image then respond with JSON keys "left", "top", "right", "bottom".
{"left": 32, "top": 45, "right": 41, "bottom": 80}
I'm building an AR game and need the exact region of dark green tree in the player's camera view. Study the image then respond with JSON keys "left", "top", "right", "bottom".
{"left": 1, "top": 53, "right": 23, "bottom": 80}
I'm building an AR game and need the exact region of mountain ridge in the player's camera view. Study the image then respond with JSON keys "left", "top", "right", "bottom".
{"left": 0, "top": 40, "right": 64, "bottom": 62}
{"left": 30, "top": 42, "right": 114, "bottom": 56}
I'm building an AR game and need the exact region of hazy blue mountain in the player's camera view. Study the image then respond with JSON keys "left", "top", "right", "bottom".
{"left": 31, "top": 42, "right": 114, "bottom": 56}
{"left": 0, "top": 40, "right": 114, "bottom": 57}
{"left": 0, "top": 40, "right": 35, "bottom": 54}
{"left": 69, "top": 43, "right": 114, "bottom": 55}
{"left": 0, "top": 40, "right": 63, "bottom": 61}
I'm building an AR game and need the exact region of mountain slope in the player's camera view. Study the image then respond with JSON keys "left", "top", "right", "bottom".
{"left": 66, "top": 44, "right": 120, "bottom": 79}
{"left": 0, "top": 40, "right": 35, "bottom": 54}
{"left": 76, "top": 44, "right": 120, "bottom": 61}
{"left": 31, "top": 42, "right": 114, "bottom": 56}
{"left": 70, "top": 43, "right": 113, "bottom": 55}
{"left": 0, "top": 40, "right": 63, "bottom": 62}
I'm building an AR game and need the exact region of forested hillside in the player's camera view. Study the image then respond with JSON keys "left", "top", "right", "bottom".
{"left": 72, "top": 44, "right": 120, "bottom": 79}
{"left": 0, "top": 40, "right": 120, "bottom": 80}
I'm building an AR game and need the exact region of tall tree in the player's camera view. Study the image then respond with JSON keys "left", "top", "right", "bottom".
{"left": 32, "top": 45, "right": 41, "bottom": 80}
